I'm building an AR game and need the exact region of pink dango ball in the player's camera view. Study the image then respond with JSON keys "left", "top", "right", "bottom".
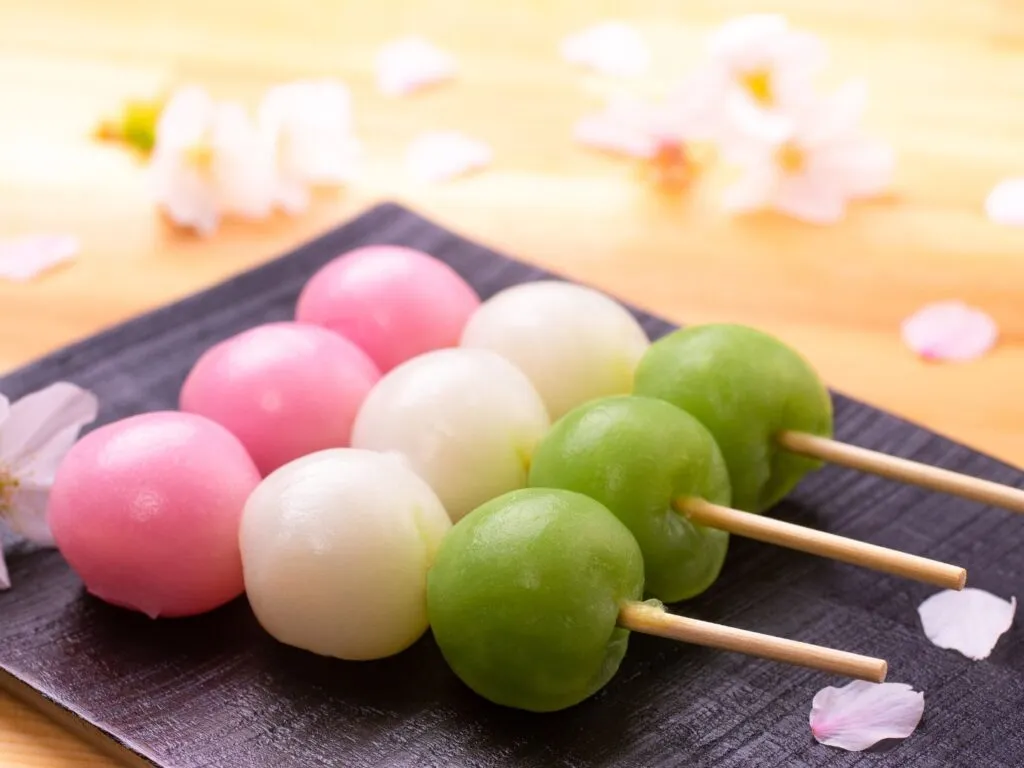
{"left": 295, "top": 245, "right": 481, "bottom": 372}
{"left": 179, "top": 322, "right": 381, "bottom": 476}
{"left": 48, "top": 411, "right": 261, "bottom": 619}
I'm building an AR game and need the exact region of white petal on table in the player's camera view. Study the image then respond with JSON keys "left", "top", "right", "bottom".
{"left": 985, "top": 177, "right": 1024, "bottom": 226}
{"left": 376, "top": 36, "right": 456, "bottom": 96}
{"left": 211, "top": 102, "right": 280, "bottom": 222}
{"left": 0, "top": 235, "right": 79, "bottom": 282}
{"left": 810, "top": 680, "right": 924, "bottom": 751}
{"left": 560, "top": 22, "right": 650, "bottom": 77}
{"left": 721, "top": 164, "right": 778, "bottom": 213}
{"left": 900, "top": 300, "right": 998, "bottom": 362}
{"left": 155, "top": 85, "right": 215, "bottom": 150}
{"left": 773, "top": 173, "right": 848, "bottom": 225}
{"left": 405, "top": 131, "right": 492, "bottom": 183}
{"left": 918, "top": 588, "right": 1016, "bottom": 660}
{"left": 0, "top": 382, "right": 99, "bottom": 466}
{"left": 258, "top": 79, "right": 361, "bottom": 188}
{"left": 5, "top": 486, "right": 54, "bottom": 547}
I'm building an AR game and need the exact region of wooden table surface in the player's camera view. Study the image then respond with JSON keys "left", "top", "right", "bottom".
{"left": 2, "top": 0, "right": 1023, "bottom": 764}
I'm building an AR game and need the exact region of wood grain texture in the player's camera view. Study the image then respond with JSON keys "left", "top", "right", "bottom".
{"left": 1, "top": 1, "right": 1024, "bottom": 764}
{"left": 1, "top": 203, "right": 1023, "bottom": 768}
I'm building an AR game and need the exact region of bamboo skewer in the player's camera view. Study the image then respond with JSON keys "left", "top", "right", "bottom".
{"left": 675, "top": 497, "right": 967, "bottom": 590}
{"left": 618, "top": 601, "right": 887, "bottom": 682}
{"left": 778, "top": 431, "right": 1024, "bottom": 516}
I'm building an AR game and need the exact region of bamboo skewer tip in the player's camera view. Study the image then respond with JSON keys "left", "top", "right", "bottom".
{"left": 777, "top": 430, "right": 1024, "bottom": 517}
{"left": 674, "top": 497, "right": 967, "bottom": 591}
{"left": 618, "top": 601, "right": 888, "bottom": 683}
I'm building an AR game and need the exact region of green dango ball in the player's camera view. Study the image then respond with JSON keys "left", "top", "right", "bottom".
{"left": 529, "top": 395, "right": 731, "bottom": 603}
{"left": 427, "top": 488, "right": 644, "bottom": 713}
{"left": 633, "top": 324, "right": 833, "bottom": 513}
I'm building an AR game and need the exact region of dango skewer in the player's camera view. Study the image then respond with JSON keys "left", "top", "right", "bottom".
{"left": 529, "top": 395, "right": 966, "bottom": 598}
{"left": 634, "top": 323, "right": 1024, "bottom": 516}
{"left": 776, "top": 430, "right": 1024, "bottom": 515}
{"left": 428, "top": 488, "right": 887, "bottom": 714}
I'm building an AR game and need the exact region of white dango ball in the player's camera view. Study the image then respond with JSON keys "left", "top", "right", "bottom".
{"left": 240, "top": 449, "right": 451, "bottom": 661}
{"left": 460, "top": 281, "right": 651, "bottom": 420}
{"left": 351, "top": 348, "right": 550, "bottom": 522}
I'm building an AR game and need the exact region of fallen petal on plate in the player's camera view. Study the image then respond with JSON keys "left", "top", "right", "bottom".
{"left": 560, "top": 22, "right": 650, "bottom": 77}
{"left": 985, "top": 178, "right": 1024, "bottom": 226}
{"left": 918, "top": 588, "right": 1016, "bottom": 660}
{"left": 900, "top": 301, "right": 998, "bottom": 362}
{"left": 376, "top": 36, "right": 456, "bottom": 96}
{"left": 810, "top": 680, "right": 924, "bottom": 752}
{"left": 405, "top": 131, "right": 492, "bottom": 183}
{"left": 0, "top": 235, "right": 79, "bottom": 282}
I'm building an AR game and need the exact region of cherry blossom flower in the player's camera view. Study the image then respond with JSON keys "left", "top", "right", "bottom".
{"left": 258, "top": 80, "right": 361, "bottom": 213}
{"left": 810, "top": 681, "right": 924, "bottom": 751}
{"left": 918, "top": 588, "right": 1016, "bottom": 660}
{"left": 149, "top": 86, "right": 278, "bottom": 236}
{"left": 984, "top": 178, "right": 1024, "bottom": 226}
{"left": 405, "top": 131, "right": 492, "bottom": 182}
{"left": 720, "top": 80, "right": 894, "bottom": 224}
{"left": 667, "top": 14, "right": 825, "bottom": 144}
{"left": 560, "top": 22, "right": 650, "bottom": 77}
{"left": 0, "top": 235, "right": 79, "bottom": 282}
{"left": 0, "top": 383, "right": 98, "bottom": 589}
{"left": 901, "top": 301, "right": 998, "bottom": 362}
{"left": 376, "top": 36, "right": 456, "bottom": 96}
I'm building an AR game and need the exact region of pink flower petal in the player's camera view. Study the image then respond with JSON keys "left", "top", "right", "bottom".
{"left": 796, "top": 80, "right": 869, "bottom": 148}
{"left": 813, "top": 138, "right": 894, "bottom": 199}
{"left": 0, "top": 235, "right": 79, "bottom": 282}
{"left": 721, "top": 164, "right": 779, "bottom": 213}
{"left": 0, "top": 552, "right": 9, "bottom": 591}
{"left": 708, "top": 13, "right": 790, "bottom": 60}
{"left": 405, "top": 131, "right": 492, "bottom": 183}
{"left": 572, "top": 97, "right": 680, "bottom": 158}
{"left": 810, "top": 681, "right": 924, "bottom": 751}
{"left": 773, "top": 173, "right": 847, "bottom": 224}
{"left": 901, "top": 301, "right": 998, "bottom": 362}
{"left": 985, "top": 178, "right": 1024, "bottom": 226}
{"left": 376, "top": 36, "right": 456, "bottom": 97}
{"left": 725, "top": 92, "right": 794, "bottom": 146}
{"left": 560, "top": 22, "right": 650, "bottom": 77}
{"left": 918, "top": 588, "right": 1016, "bottom": 660}
{"left": 574, "top": 113, "right": 657, "bottom": 158}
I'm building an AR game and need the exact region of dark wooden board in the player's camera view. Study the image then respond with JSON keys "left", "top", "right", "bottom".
{"left": 2, "top": 203, "right": 1022, "bottom": 768}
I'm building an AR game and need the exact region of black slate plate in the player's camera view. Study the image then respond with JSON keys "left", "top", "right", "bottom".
{"left": 2, "top": 203, "right": 1022, "bottom": 768}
